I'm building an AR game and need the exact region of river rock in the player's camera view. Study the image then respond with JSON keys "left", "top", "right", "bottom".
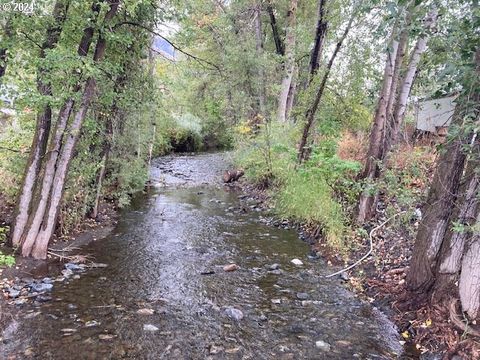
{"left": 65, "top": 263, "right": 85, "bottom": 272}
{"left": 7, "top": 289, "right": 20, "bottom": 298}
{"left": 291, "top": 259, "right": 303, "bottom": 266}
{"left": 209, "top": 344, "right": 224, "bottom": 355}
{"left": 137, "top": 308, "right": 155, "bottom": 315}
{"left": 143, "top": 324, "right": 159, "bottom": 332}
{"left": 269, "top": 269, "right": 283, "bottom": 275}
{"left": 268, "top": 263, "right": 280, "bottom": 270}
{"left": 296, "top": 292, "right": 309, "bottom": 300}
{"left": 85, "top": 320, "right": 100, "bottom": 327}
{"left": 62, "top": 269, "right": 74, "bottom": 278}
{"left": 315, "top": 340, "right": 331, "bottom": 352}
{"left": 223, "top": 264, "right": 239, "bottom": 272}
{"left": 225, "top": 307, "right": 244, "bottom": 321}
{"left": 31, "top": 283, "right": 53, "bottom": 292}
{"left": 89, "top": 263, "right": 108, "bottom": 268}
{"left": 35, "top": 295, "right": 53, "bottom": 303}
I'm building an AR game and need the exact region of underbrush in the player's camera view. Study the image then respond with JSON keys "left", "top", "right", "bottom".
{"left": 235, "top": 122, "right": 436, "bottom": 253}
{"left": 235, "top": 122, "right": 361, "bottom": 251}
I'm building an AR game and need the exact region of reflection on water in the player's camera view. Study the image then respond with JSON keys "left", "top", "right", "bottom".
{"left": 1, "top": 153, "right": 403, "bottom": 359}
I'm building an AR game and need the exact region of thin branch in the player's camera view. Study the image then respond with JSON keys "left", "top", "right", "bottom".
{"left": 18, "top": 31, "right": 43, "bottom": 49}
{"left": 114, "top": 21, "right": 222, "bottom": 73}
{"left": 0, "top": 145, "right": 28, "bottom": 153}
{"left": 149, "top": 47, "right": 175, "bottom": 63}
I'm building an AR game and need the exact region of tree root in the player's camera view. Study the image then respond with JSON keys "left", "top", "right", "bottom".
{"left": 449, "top": 299, "right": 480, "bottom": 338}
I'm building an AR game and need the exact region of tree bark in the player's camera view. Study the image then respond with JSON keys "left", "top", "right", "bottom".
{"left": 254, "top": 4, "right": 266, "bottom": 115}
{"left": 285, "top": 65, "right": 297, "bottom": 119}
{"left": 11, "top": 0, "right": 70, "bottom": 247}
{"left": 277, "top": 0, "right": 297, "bottom": 122}
{"left": 266, "top": 1, "right": 284, "bottom": 56}
{"left": 19, "top": 0, "right": 120, "bottom": 259}
{"left": 407, "top": 100, "right": 478, "bottom": 294}
{"left": 459, "top": 217, "right": 480, "bottom": 319}
{"left": 309, "top": 0, "right": 328, "bottom": 81}
{"left": 356, "top": 26, "right": 399, "bottom": 223}
{"left": 386, "top": 9, "right": 437, "bottom": 151}
{"left": 0, "top": 17, "right": 12, "bottom": 79}
{"left": 434, "top": 137, "right": 479, "bottom": 298}
{"left": 13, "top": 0, "right": 98, "bottom": 249}
{"left": 297, "top": 12, "right": 356, "bottom": 163}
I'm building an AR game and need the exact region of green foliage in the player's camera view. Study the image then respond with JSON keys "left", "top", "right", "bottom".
{"left": 0, "top": 252, "right": 15, "bottom": 267}
{"left": 0, "top": 113, "right": 34, "bottom": 201}
{"left": 276, "top": 169, "right": 347, "bottom": 249}
{"left": 235, "top": 121, "right": 360, "bottom": 250}
{"left": 0, "top": 227, "right": 14, "bottom": 267}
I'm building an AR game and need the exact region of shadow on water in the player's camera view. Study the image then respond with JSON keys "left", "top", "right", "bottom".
{"left": 1, "top": 153, "right": 404, "bottom": 359}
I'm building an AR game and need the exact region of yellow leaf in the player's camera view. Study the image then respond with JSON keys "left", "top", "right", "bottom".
{"left": 401, "top": 331, "right": 410, "bottom": 339}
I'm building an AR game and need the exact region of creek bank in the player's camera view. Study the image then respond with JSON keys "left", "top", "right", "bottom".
{"left": 234, "top": 179, "right": 477, "bottom": 359}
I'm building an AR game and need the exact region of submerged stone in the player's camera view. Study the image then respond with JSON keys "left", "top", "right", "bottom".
{"left": 315, "top": 340, "right": 331, "bottom": 352}
{"left": 143, "top": 324, "right": 159, "bottom": 332}
{"left": 291, "top": 259, "right": 303, "bottom": 266}
{"left": 225, "top": 307, "right": 244, "bottom": 321}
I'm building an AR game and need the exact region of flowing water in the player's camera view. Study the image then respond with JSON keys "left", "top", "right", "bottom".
{"left": 1, "top": 153, "right": 404, "bottom": 359}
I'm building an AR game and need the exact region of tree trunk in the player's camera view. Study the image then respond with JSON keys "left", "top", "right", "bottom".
{"left": 19, "top": 1, "right": 120, "bottom": 259}
{"left": 254, "top": 4, "right": 266, "bottom": 115}
{"left": 0, "top": 17, "right": 12, "bottom": 79}
{"left": 384, "top": 26, "right": 408, "bottom": 140}
{"left": 434, "top": 137, "right": 479, "bottom": 298}
{"left": 459, "top": 218, "right": 480, "bottom": 319}
{"left": 277, "top": 0, "right": 297, "bottom": 122}
{"left": 407, "top": 76, "right": 479, "bottom": 295}
{"left": 297, "top": 12, "right": 356, "bottom": 163}
{"left": 407, "top": 47, "right": 480, "bottom": 318}
{"left": 91, "top": 151, "right": 108, "bottom": 220}
{"left": 266, "top": 1, "right": 284, "bottom": 56}
{"left": 13, "top": 0, "right": 97, "bottom": 248}
{"left": 309, "top": 0, "right": 328, "bottom": 81}
{"left": 356, "top": 27, "right": 399, "bottom": 223}
{"left": 386, "top": 9, "right": 437, "bottom": 151}
{"left": 0, "top": 48, "right": 6, "bottom": 79}
{"left": 11, "top": 0, "right": 70, "bottom": 247}
{"left": 285, "top": 66, "right": 297, "bottom": 119}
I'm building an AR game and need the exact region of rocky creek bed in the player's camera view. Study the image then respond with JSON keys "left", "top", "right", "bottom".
{"left": 1, "top": 153, "right": 404, "bottom": 359}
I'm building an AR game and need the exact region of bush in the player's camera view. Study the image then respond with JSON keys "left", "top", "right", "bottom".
{"left": 234, "top": 121, "right": 359, "bottom": 250}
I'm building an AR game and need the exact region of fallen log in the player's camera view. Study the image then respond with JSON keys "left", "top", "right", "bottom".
{"left": 223, "top": 169, "right": 244, "bottom": 183}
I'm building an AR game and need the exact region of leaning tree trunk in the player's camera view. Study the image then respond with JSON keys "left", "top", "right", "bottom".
{"left": 285, "top": 66, "right": 298, "bottom": 119}
{"left": 266, "top": 1, "right": 284, "bottom": 56}
{"left": 20, "top": 1, "right": 119, "bottom": 259}
{"left": 383, "top": 25, "right": 408, "bottom": 144}
{"left": 356, "top": 26, "right": 399, "bottom": 223}
{"left": 13, "top": 1, "right": 99, "bottom": 248}
{"left": 297, "top": 11, "right": 355, "bottom": 163}
{"left": 385, "top": 9, "right": 437, "bottom": 151}
{"left": 308, "top": 0, "right": 328, "bottom": 82}
{"left": 11, "top": 0, "right": 70, "bottom": 247}
{"left": 277, "top": 0, "right": 297, "bottom": 122}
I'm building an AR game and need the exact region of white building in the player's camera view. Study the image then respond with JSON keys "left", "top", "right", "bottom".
{"left": 414, "top": 95, "right": 456, "bottom": 135}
